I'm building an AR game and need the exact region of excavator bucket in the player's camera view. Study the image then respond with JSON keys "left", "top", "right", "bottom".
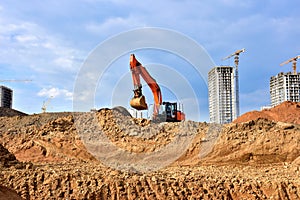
{"left": 130, "top": 95, "right": 148, "bottom": 110}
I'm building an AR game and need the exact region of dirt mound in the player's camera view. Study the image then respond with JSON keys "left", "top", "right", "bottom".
{"left": 0, "top": 113, "right": 96, "bottom": 164}
{"left": 112, "top": 106, "right": 132, "bottom": 117}
{"left": 0, "top": 108, "right": 27, "bottom": 117}
{"left": 201, "top": 118, "right": 300, "bottom": 165}
{"left": 234, "top": 101, "right": 300, "bottom": 124}
{"left": 0, "top": 108, "right": 299, "bottom": 199}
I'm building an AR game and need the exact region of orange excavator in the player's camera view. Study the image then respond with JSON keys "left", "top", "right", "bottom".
{"left": 129, "top": 54, "right": 185, "bottom": 122}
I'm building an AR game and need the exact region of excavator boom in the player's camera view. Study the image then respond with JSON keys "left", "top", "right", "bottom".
{"left": 129, "top": 54, "right": 162, "bottom": 117}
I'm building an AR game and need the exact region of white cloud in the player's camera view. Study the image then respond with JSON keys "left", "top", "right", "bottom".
{"left": 0, "top": 0, "right": 298, "bottom": 119}
{"left": 54, "top": 57, "right": 74, "bottom": 69}
{"left": 38, "top": 87, "right": 73, "bottom": 100}
{"left": 86, "top": 16, "right": 145, "bottom": 35}
{"left": 0, "top": 17, "right": 83, "bottom": 74}
{"left": 15, "top": 34, "right": 38, "bottom": 43}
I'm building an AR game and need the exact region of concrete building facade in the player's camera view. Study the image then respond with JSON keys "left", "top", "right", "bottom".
{"left": 0, "top": 86, "right": 13, "bottom": 108}
{"left": 208, "top": 66, "right": 236, "bottom": 124}
{"left": 270, "top": 72, "right": 300, "bottom": 107}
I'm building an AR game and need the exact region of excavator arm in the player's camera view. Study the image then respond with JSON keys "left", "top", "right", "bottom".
{"left": 129, "top": 54, "right": 162, "bottom": 117}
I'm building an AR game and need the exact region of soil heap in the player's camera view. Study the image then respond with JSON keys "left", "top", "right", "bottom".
{"left": 0, "top": 107, "right": 27, "bottom": 117}
{"left": 0, "top": 144, "right": 25, "bottom": 200}
{"left": 234, "top": 101, "right": 300, "bottom": 124}
{"left": 0, "top": 106, "right": 299, "bottom": 199}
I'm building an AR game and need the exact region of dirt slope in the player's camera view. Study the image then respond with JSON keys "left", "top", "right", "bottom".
{"left": 1, "top": 163, "right": 299, "bottom": 199}
{"left": 234, "top": 101, "right": 300, "bottom": 124}
{"left": 201, "top": 119, "right": 300, "bottom": 165}
{"left": 0, "top": 113, "right": 96, "bottom": 163}
{"left": 0, "top": 145, "right": 25, "bottom": 200}
{"left": 0, "top": 186, "right": 23, "bottom": 200}
{"left": 0, "top": 144, "right": 26, "bottom": 169}
{"left": 0, "top": 107, "right": 27, "bottom": 117}
{"left": 0, "top": 108, "right": 299, "bottom": 199}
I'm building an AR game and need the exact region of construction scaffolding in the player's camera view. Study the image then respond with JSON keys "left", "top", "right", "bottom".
{"left": 270, "top": 72, "right": 300, "bottom": 107}
{"left": 208, "top": 66, "right": 236, "bottom": 124}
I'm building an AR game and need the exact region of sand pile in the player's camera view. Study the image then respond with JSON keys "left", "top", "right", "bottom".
{"left": 0, "top": 107, "right": 299, "bottom": 199}
{"left": 234, "top": 101, "right": 300, "bottom": 124}
{"left": 201, "top": 118, "right": 300, "bottom": 165}
{"left": 0, "top": 113, "right": 96, "bottom": 164}
{"left": 0, "top": 107, "right": 27, "bottom": 117}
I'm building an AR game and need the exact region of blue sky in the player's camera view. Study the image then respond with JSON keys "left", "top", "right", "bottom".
{"left": 0, "top": 0, "right": 299, "bottom": 121}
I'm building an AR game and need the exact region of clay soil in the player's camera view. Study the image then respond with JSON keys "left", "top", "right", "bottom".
{"left": 233, "top": 101, "right": 300, "bottom": 124}
{"left": 0, "top": 101, "right": 300, "bottom": 199}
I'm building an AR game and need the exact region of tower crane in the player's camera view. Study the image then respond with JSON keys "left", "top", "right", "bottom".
{"left": 280, "top": 55, "right": 300, "bottom": 75}
{"left": 222, "top": 48, "right": 245, "bottom": 118}
{"left": 0, "top": 80, "right": 32, "bottom": 83}
{"left": 41, "top": 96, "right": 53, "bottom": 113}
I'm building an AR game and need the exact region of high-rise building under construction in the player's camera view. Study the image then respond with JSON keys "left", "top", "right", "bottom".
{"left": 270, "top": 72, "right": 300, "bottom": 107}
{"left": 208, "top": 66, "right": 236, "bottom": 124}
{"left": 0, "top": 85, "right": 13, "bottom": 108}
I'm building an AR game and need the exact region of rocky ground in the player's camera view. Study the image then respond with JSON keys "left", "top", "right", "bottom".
{"left": 0, "top": 101, "right": 299, "bottom": 199}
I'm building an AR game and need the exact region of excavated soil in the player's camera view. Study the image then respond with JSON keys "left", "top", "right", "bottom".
{"left": 0, "top": 102, "right": 300, "bottom": 199}
{"left": 0, "top": 107, "right": 27, "bottom": 117}
{"left": 0, "top": 185, "right": 23, "bottom": 200}
{"left": 234, "top": 101, "right": 300, "bottom": 124}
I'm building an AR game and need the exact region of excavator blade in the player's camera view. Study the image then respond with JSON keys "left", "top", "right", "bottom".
{"left": 130, "top": 95, "right": 148, "bottom": 110}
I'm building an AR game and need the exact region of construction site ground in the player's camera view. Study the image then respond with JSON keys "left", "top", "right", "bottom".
{"left": 0, "top": 101, "right": 300, "bottom": 199}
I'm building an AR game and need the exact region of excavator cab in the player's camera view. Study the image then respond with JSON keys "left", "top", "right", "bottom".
{"left": 162, "top": 102, "right": 185, "bottom": 122}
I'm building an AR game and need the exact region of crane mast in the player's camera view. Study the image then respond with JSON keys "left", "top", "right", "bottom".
{"left": 222, "top": 48, "right": 245, "bottom": 118}
{"left": 0, "top": 80, "right": 32, "bottom": 82}
{"left": 41, "top": 96, "right": 53, "bottom": 113}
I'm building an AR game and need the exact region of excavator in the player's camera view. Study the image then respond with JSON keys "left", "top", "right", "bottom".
{"left": 129, "top": 54, "right": 185, "bottom": 122}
